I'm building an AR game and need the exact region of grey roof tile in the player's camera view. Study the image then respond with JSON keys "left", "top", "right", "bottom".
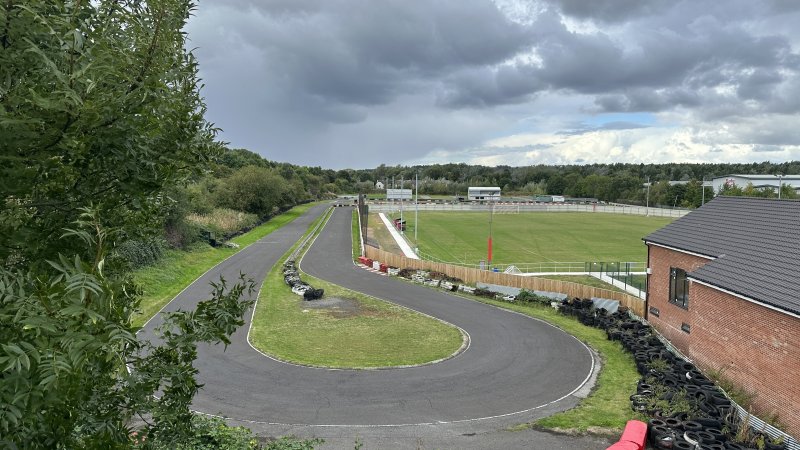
{"left": 644, "top": 196, "right": 800, "bottom": 316}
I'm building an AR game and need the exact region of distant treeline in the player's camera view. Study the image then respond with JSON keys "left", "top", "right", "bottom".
{"left": 317, "top": 161, "right": 800, "bottom": 208}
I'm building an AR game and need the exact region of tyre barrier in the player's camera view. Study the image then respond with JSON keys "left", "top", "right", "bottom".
{"left": 283, "top": 260, "right": 324, "bottom": 301}
{"left": 557, "top": 298, "right": 789, "bottom": 450}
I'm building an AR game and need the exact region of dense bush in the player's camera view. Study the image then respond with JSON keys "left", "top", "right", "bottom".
{"left": 165, "top": 216, "right": 205, "bottom": 249}
{"left": 115, "top": 237, "right": 166, "bottom": 269}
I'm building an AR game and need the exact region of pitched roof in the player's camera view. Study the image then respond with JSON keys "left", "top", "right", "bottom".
{"left": 644, "top": 196, "right": 800, "bottom": 316}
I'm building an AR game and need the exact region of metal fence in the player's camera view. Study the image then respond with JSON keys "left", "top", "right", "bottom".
{"left": 368, "top": 202, "right": 691, "bottom": 218}
{"left": 588, "top": 261, "right": 648, "bottom": 297}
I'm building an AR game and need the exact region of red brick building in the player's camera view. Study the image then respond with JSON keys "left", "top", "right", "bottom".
{"left": 643, "top": 196, "right": 800, "bottom": 436}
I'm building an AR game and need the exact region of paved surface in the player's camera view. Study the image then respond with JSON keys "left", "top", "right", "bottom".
{"left": 140, "top": 205, "right": 601, "bottom": 448}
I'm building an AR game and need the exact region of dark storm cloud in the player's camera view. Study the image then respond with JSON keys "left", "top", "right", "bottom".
{"left": 187, "top": 0, "right": 800, "bottom": 167}
{"left": 437, "top": 4, "right": 800, "bottom": 115}
{"left": 436, "top": 63, "right": 545, "bottom": 108}
{"left": 551, "top": 0, "right": 672, "bottom": 23}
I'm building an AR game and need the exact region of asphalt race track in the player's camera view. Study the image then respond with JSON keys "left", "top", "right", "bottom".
{"left": 139, "top": 205, "right": 593, "bottom": 427}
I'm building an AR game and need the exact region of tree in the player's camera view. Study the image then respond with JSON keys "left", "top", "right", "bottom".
{"left": 214, "top": 166, "right": 290, "bottom": 219}
{"left": 0, "top": 2, "right": 258, "bottom": 448}
{"left": 1, "top": 0, "right": 218, "bottom": 266}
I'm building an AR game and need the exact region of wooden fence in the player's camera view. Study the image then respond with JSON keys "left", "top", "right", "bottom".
{"left": 365, "top": 246, "right": 646, "bottom": 317}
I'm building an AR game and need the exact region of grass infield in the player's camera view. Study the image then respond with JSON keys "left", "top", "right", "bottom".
{"left": 387, "top": 211, "right": 673, "bottom": 266}
{"left": 248, "top": 212, "right": 464, "bottom": 368}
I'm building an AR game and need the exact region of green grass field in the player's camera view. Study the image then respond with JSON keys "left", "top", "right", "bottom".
{"left": 390, "top": 212, "right": 673, "bottom": 267}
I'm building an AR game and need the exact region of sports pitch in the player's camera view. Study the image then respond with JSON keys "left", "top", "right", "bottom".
{"left": 396, "top": 212, "right": 674, "bottom": 267}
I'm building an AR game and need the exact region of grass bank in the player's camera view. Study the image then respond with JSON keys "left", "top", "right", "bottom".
{"left": 457, "top": 295, "right": 641, "bottom": 433}
{"left": 248, "top": 212, "right": 464, "bottom": 369}
{"left": 132, "top": 203, "right": 316, "bottom": 327}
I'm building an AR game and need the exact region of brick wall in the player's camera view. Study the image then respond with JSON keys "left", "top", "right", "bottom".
{"left": 646, "top": 245, "right": 710, "bottom": 350}
{"left": 647, "top": 244, "right": 800, "bottom": 436}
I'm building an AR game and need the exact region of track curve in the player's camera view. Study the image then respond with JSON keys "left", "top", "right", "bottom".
{"left": 140, "top": 205, "right": 593, "bottom": 426}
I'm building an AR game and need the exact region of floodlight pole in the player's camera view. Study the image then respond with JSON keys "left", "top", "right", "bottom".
{"left": 488, "top": 201, "right": 494, "bottom": 268}
{"left": 645, "top": 176, "right": 651, "bottom": 216}
{"left": 414, "top": 172, "right": 419, "bottom": 246}
{"left": 400, "top": 176, "right": 404, "bottom": 234}
{"left": 778, "top": 173, "right": 783, "bottom": 199}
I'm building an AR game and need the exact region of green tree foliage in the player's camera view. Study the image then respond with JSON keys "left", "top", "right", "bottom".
{"left": 213, "top": 166, "right": 290, "bottom": 219}
{"left": 0, "top": 2, "right": 265, "bottom": 448}
{"left": 0, "top": 211, "right": 256, "bottom": 448}
{"left": 1, "top": 0, "right": 219, "bottom": 265}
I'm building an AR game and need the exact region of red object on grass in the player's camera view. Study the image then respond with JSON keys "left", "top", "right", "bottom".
{"left": 606, "top": 420, "right": 647, "bottom": 450}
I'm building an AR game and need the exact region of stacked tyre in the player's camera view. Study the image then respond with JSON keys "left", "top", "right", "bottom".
{"left": 282, "top": 260, "right": 325, "bottom": 301}
{"left": 557, "top": 299, "right": 787, "bottom": 450}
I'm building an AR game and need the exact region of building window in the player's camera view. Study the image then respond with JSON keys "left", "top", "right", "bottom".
{"left": 669, "top": 267, "right": 689, "bottom": 309}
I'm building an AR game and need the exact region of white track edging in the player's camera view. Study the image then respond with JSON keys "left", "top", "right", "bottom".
{"left": 378, "top": 212, "right": 419, "bottom": 259}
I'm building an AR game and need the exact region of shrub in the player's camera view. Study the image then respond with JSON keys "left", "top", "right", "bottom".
{"left": 515, "top": 289, "right": 553, "bottom": 306}
{"left": 165, "top": 217, "right": 204, "bottom": 249}
{"left": 115, "top": 237, "right": 166, "bottom": 269}
{"left": 138, "top": 415, "right": 323, "bottom": 450}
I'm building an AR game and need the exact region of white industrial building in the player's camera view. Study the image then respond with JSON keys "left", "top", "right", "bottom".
{"left": 710, "top": 174, "right": 800, "bottom": 196}
{"left": 467, "top": 187, "right": 501, "bottom": 201}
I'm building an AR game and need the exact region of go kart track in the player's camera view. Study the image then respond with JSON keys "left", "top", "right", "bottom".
{"left": 139, "top": 205, "right": 593, "bottom": 427}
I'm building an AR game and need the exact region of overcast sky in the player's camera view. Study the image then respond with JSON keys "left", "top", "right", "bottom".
{"left": 187, "top": 0, "right": 800, "bottom": 169}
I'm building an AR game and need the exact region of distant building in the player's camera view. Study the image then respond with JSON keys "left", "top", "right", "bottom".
{"left": 467, "top": 187, "right": 501, "bottom": 201}
{"left": 710, "top": 174, "right": 800, "bottom": 196}
{"left": 375, "top": 181, "right": 385, "bottom": 190}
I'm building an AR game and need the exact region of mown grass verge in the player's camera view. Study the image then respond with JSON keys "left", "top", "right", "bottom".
{"left": 132, "top": 203, "right": 316, "bottom": 327}
{"left": 454, "top": 295, "right": 641, "bottom": 433}
{"left": 248, "top": 213, "right": 464, "bottom": 369}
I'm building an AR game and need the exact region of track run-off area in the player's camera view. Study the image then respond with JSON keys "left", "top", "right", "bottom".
{"left": 139, "top": 204, "right": 594, "bottom": 427}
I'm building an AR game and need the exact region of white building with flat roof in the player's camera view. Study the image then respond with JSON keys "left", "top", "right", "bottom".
{"left": 468, "top": 186, "right": 501, "bottom": 201}
{"left": 710, "top": 174, "right": 800, "bottom": 196}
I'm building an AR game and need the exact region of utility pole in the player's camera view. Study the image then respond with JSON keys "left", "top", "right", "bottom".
{"left": 778, "top": 174, "right": 783, "bottom": 199}
{"left": 645, "top": 176, "right": 651, "bottom": 216}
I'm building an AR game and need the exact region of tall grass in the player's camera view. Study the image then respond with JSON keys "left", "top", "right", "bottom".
{"left": 186, "top": 208, "right": 258, "bottom": 235}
